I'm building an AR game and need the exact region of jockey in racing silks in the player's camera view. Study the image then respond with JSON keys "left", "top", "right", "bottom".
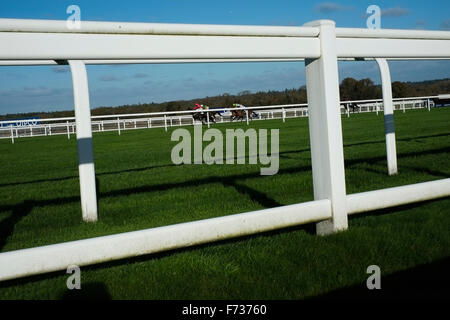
{"left": 232, "top": 103, "right": 246, "bottom": 109}
{"left": 194, "top": 103, "right": 204, "bottom": 114}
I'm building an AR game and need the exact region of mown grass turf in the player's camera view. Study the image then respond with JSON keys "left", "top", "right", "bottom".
{"left": 0, "top": 108, "right": 449, "bottom": 299}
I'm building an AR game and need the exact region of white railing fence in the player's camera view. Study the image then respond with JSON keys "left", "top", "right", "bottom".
{"left": 0, "top": 18, "right": 449, "bottom": 281}
{"left": 0, "top": 95, "right": 438, "bottom": 140}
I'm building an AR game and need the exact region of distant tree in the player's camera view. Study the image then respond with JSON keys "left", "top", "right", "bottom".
{"left": 2, "top": 78, "right": 449, "bottom": 120}
{"left": 166, "top": 101, "right": 178, "bottom": 111}
{"left": 392, "top": 81, "right": 412, "bottom": 98}
{"left": 340, "top": 77, "right": 359, "bottom": 100}
{"left": 340, "top": 77, "right": 381, "bottom": 100}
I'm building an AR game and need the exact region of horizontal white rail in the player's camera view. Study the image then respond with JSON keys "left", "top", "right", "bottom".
{"left": 0, "top": 33, "right": 320, "bottom": 60}
{"left": 2, "top": 34, "right": 449, "bottom": 60}
{"left": 347, "top": 178, "right": 450, "bottom": 215}
{"left": 0, "top": 58, "right": 308, "bottom": 65}
{"left": 0, "top": 19, "right": 320, "bottom": 37}
{"left": 2, "top": 57, "right": 450, "bottom": 66}
{"left": 336, "top": 28, "right": 450, "bottom": 40}
{"left": 0, "top": 199, "right": 331, "bottom": 281}
{"left": 3, "top": 19, "right": 450, "bottom": 39}
{"left": 1, "top": 19, "right": 449, "bottom": 61}
{"left": 337, "top": 38, "right": 450, "bottom": 58}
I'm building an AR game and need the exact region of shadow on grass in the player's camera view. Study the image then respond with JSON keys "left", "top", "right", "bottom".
{"left": 2, "top": 145, "right": 447, "bottom": 217}
{"left": 60, "top": 282, "right": 112, "bottom": 300}
{"left": 1, "top": 140, "right": 448, "bottom": 189}
{"left": 0, "top": 164, "right": 310, "bottom": 254}
{"left": 0, "top": 135, "right": 448, "bottom": 296}
{"left": 0, "top": 143, "right": 448, "bottom": 254}
{"left": 1, "top": 197, "right": 449, "bottom": 298}
{"left": 308, "top": 256, "right": 450, "bottom": 300}
{"left": 0, "top": 163, "right": 178, "bottom": 188}
{"left": 348, "top": 196, "right": 450, "bottom": 221}
{"left": 0, "top": 200, "right": 34, "bottom": 251}
{"left": 344, "top": 146, "right": 450, "bottom": 169}
{"left": 342, "top": 132, "right": 450, "bottom": 149}
{"left": 0, "top": 221, "right": 317, "bottom": 297}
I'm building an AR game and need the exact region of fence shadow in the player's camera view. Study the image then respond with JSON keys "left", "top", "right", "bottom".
{"left": 308, "top": 256, "right": 450, "bottom": 300}
{"left": 0, "top": 145, "right": 448, "bottom": 253}
{"left": 221, "top": 178, "right": 283, "bottom": 209}
{"left": 0, "top": 163, "right": 178, "bottom": 188}
{"left": 1, "top": 140, "right": 448, "bottom": 189}
{"left": 60, "top": 282, "right": 112, "bottom": 300}
{"left": 0, "top": 221, "right": 317, "bottom": 290}
{"left": 0, "top": 200, "right": 34, "bottom": 251}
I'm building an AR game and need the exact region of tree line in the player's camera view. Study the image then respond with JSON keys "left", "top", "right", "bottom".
{"left": 1, "top": 77, "right": 449, "bottom": 120}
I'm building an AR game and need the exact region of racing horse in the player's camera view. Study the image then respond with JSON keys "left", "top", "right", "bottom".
{"left": 192, "top": 110, "right": 222, "bottom": 124}
{"left": 230, "top": 109, "right": 259, "bottom": 122}
{"left": 344, "top": 102, "right": 360, "bottom": 113}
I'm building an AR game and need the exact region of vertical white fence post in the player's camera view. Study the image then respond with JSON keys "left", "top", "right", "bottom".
{"left": 245, "top": 110, "right": 249, "bottom": 125}
{"left": 117, "top": 117, "right": 121, "bottom": 135}
{"left": 427, "top": 98, "right": 431, "bottom": 111}
{"left": 282, "top": 108, "right": 286, "bottom": 122}
{"left": 66, "top": 121, "right": 70, "bottom": 139}
{"left": 10, "top": 126, "right": 14, "bottom": 144}
{"left": 375, "top": 58, "right": 398, "bottom": 176}
{"left": 304, "top": 20, "right": 348, "bottom": 236}
{"left": 69, "top": 60, "right": 98, "bottom": 222}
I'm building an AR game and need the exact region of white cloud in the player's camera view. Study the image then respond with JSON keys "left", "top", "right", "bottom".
{"left": 0, "top": 86, "right": 73, "bottom": 114}
{"left": 99, "top": 75, "right": 121, "bottom": 82}
{"left": 381, "top": 7, "right": 410, "bottom": 17}
{"left": 0, "top": 86, "right": 69, "bottom": 98}
{"left": 133, "top": 73, "right": 148, "bottom": 78}
{"left": 440, "top": 19, "right": 450, "bottom": 31}
{"left": 415, "top": 19, "right": 426, "bottom": 30}
{"left": 52, "top": 66, "right": 69, "bottom": 73}
{"left": 315, "top": 2, "right": 352, "bottom": 13}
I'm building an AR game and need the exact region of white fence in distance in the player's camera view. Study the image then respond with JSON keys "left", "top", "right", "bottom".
{"left": 0, "top": 95, "right": 438, "bottom": 140}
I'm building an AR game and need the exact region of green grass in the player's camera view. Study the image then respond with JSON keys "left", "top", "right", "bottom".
{"left": 0, "top": 108, "right": 449, "bottom": 299}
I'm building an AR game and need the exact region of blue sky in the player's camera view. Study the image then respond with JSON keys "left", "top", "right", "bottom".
{"left": 0, "top": 0, "right": 449, "bottom": 114}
